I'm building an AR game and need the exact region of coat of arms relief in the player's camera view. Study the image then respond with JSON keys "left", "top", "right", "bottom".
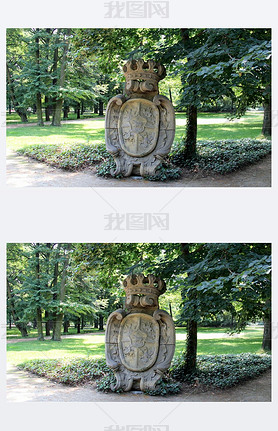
{"left": 105, "top": 59, "right": 175, "bottom": 177}
{"left": 105, "top": 274, "right": 175, "bottom": 392}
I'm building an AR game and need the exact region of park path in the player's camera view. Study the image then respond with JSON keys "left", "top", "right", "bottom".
{"left": 6, "top": 149, "right": 271, "bottom": 188}
{"left": 6, "top": 363, "right": 271, "bottom": 402}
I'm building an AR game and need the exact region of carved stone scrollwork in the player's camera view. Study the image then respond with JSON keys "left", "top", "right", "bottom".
{"left": 105, "top": 274, "right": 175, "bottom": 392}
{"left": 105, "top": 59, "right": 175, "bottom": 177}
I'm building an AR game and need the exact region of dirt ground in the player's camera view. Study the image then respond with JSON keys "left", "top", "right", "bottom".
{"left": 6, "top": 363, "right": 271, "bottom": 402}
{"left": 6, "top": 149, "right": 271, "bottom": 187}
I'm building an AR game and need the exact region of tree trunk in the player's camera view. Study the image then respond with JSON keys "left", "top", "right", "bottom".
{"left": 6, "top": 63, "right": 28, "bottom": 122}
{"left": 52, "top": 245, "right": 71, "bottom": 341}
{"left": 99, "top": 315, "right": 104, "bottom": 331}
{"left": 52, "top": 314, "right": 63, "bottom": 341}
{"left": 99, "top": 100, "right": 104, "bottom": 116}
{"left": 35, "top": 247, "right": 44, "bottom": 341}
{"left": 180, "top": 243, "right": 198, "bottom": 372}
{"left": 63, "top": 316, "right": 69, "bottom": 333}
{"left": 7, "top": 278, "right": 29, "bottom": 337}
{"left": 17, "top": 322, "right": 29, "bottom": 337}
{"left": 45, "top": 311, "right": 51, "bottom": 336}
{"left": 169, "top": 302, "right": 173, "bottom": 318}
{"left": 262, "top": 316, "right": 271, "bottom": 351}
{"left": 51, "top": 257, "right": 59, "bottom": 340}
{"left": 76, "top": 318, "right": 81, "bottom": 334}
{"left": 36, "top": 94, "right": 44, "bottom": 126}
{"left": 52, "top": 30, "right": 71, "bottom": 126}
{"left": 81, "top": 317, "right": 85, "bottom": 329}
{"left": 262, "top": 98, "right": 271, "bottom": 137}
{"left": 262, "top": 301, "right": 271, "bottom": 351}
{"left": 36, "top": 307, "right": 44, "bottom": 341}
{"left": 94, "top": 104, "right": 99, "bottom": 114}
{"left": 44, "top": 28, "right": 52, "bottom": 122}
{"left": 94, "top": 319, "right": 99, "bottom": 329}
{"left": 180, "top": 29, "right": 198, "bottom": 158}
{"left": 35, "top": 31, "right": 44, "bottom": 126}
{"left": 76, "top": 103, "right": 81, "bottom": 119}
{"left": 63, "top": 104, "right": 69, "bottom": 119}
{"left": 185, "top": 105, "right": 197, "bottom": 157}
{"left": 185, "top": 320, "right": 198, "bottom": 372}
{"left": 52, "top": 99, "right": 64, "bottom": 127}
{"left": 169, "top": 87, "right": 173, "bottom": 104}
{"left": 81, "top": 101, "right": 85, "bottom": 115}
{"left": 45, "top": 96, "right": 51, "bottom": 121}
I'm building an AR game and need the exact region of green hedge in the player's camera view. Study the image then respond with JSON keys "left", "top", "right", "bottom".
{"left": 169, "top": 139, "right": 271, "bottom": 174}
{"left": 18, "top": 358, "right": 110, "bottom": 385}
{"left": 170, "top": 353, "right": 271, "bottom": 389}
{"left": 17, "top": 143, "right": 109, "bottom": 170}
{"left": 18, "top": 353, "right": 271, "bottom": 394}
{"left": 17, "top": 138, "right": 271, "bottom": 179}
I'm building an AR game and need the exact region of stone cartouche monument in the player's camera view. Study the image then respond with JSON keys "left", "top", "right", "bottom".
{"left": 105, "top": 274, "right": 175, "bottom": 392}
{"left": 105, "top": 59, "right": 175, "bottom": 177}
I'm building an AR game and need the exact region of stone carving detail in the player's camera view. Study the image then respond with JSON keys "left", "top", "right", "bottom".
{"left": 105, "top": 274, "right": 175, "bottom": 392}
{"left": 105, "top": 59, "right": 175, "bottom": 177}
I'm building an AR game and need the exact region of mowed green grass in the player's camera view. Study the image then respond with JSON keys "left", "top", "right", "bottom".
{"left": 7, "top": 326, "right": 264, "bottom": 366}
{"left": 6, "top": 326, "right": 101, "bottom": 340}
{"left": 6, "top": 111, "right": 264, "bottom": 151}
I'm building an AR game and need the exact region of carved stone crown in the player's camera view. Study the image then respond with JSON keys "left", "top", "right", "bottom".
{"left": 122, "top": 59, "right": 166, "bottom": 95}
{"left": 122, "top": 274, "right": 166, "bottom": 298}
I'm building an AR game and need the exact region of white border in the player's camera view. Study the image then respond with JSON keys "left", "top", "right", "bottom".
{"left": 1, "top": 1, "right": 277, "bottom": 430}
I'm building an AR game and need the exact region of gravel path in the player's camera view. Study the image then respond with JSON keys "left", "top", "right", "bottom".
{"left": 6, "top": 363, "right": 271, "bottom": 402}
{"left": 6, "top": 150, "right": 271, "bottom": 187}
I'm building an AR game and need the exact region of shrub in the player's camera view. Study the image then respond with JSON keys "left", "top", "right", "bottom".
{"left": 146, "top": 163, "right": 181, "bottom": 181}
{"left": 17, "top": 143, "right": 109, "bottom": 171}
{"left": 18, "top": 353, "right": 270, "bottom": 394}
{"left": 17, "top": 138, "right": 271, "bottom": 177}
{"left": 95, "top": 156, "right": 123, "bottom": 178}
{"left": 18, "top": 357, "right": 110, "bottom": 385}
{"left": 169, "top": 138, "right": 271, "bottom": 174}
{"left": 169, "top": 353, "right": 271, "bottom": 389}
{"left": 95, "top": 372, "right": 122, "bottom": 393}
{"left": 144, "top": 377, "right": 181, "bottom": 396}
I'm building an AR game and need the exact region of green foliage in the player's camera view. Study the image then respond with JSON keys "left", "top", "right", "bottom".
{"left": 177, "top": 29, "right": 271, "bottom": 117}
{"left": 95, "top": 156, "right": 123, "bottom": 178}
{"left": 95, "top": 372, "right": 122, "bottom": 393}
{"left": 170, "top": 353, "right": 271, "bottom": 388}
{"left": 18, "top": 352, "right": 270, "bottom": 393}
{"left": 144, "top": 377, "right": 181, "bottom": 396}
{"left": 17, "top": 143, "right": 109, "bottom": 170}
{"left": 146, "top": 163, "right": 181, "bottom": 181}
{"left": 15, "top": 136, "right": 271, "bottom": 178}
{"left": 170, "top": 138, "right": 271, "bottom": 174}
{"left": 18, "top": 357, "right": 110, "bottom": 385}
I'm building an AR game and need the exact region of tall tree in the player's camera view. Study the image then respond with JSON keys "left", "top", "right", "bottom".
{"left": 51, "top": 29, "right": 71, "bottom": 126}
{"left": 51, "top": 244, "right": 71, "bottom": 340}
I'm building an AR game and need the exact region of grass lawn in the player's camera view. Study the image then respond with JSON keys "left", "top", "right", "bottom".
{"left": 6, "top": 111, "right": 99, "bottom": 124}
{"left": 7, "top": 326, "right": 265, "bottom": 366}
{"left": 6, "top": 111, "right": 265, "bottom": 151}
{"left": 6, "top": 326, "right": 100, "bottom": 340}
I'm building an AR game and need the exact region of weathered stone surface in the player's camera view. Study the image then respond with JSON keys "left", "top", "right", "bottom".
{"left": 119, "top": 99, "right": 160, "bottom": 158}
{"left": 105, "top": 59, "right": 175, "bottom": 177}
{"left": 105, "top": 274, "right": 175, "bottom": 392}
